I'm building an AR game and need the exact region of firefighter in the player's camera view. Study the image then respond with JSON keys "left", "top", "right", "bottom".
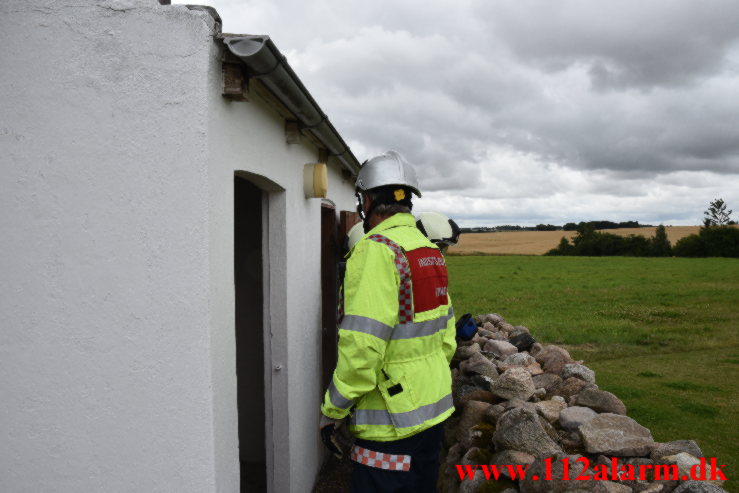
{"left": 415, "top": 211, "right": 461, "bottom": 255}
{"left": 319, "top": 150, "right": 456, "bottom": 492}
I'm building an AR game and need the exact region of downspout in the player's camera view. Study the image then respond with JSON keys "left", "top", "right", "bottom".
{"left": 222, "top": 35, "right": 361, "bottom": 177}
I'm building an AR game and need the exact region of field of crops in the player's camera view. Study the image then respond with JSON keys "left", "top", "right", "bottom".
{"left": 449, "top": 226, "right": 701, "bottom": 255}
{"left": 446, "top": 255, "right": 739, "bottom": 490}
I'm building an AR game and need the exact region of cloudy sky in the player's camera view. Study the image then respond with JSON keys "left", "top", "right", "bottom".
{"left": 177, "top": 0, "right": 739, "bottom": 226}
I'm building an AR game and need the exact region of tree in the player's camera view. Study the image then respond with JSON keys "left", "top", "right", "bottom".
{"left": 704, "top": 198, "right": 733, "bottom": 227}
{"left": 649, "top": 225, "right": 672, "bottom": 257}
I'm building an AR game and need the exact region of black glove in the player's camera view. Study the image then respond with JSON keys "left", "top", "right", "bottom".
{"left": 319, "top": 414, "right": 345, "bottom": 458}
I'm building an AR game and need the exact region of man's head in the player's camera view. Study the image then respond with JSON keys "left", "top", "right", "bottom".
{"left": 355, "top": 150, "right": 422, "bottom": 232}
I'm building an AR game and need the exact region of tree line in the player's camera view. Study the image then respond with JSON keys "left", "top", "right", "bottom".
{"left": 461, "top": 220, "right": 651, "bottom": 233}
{"left": 546, "top": 199, "right": 738, "bottom": 258}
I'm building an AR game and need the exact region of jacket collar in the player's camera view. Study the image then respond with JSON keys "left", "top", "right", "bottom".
{"left": 368, "top": 213, "right": 416, "bottom": 235}
{"left": 346, "top": 213, "right": 416, "bottom": 259}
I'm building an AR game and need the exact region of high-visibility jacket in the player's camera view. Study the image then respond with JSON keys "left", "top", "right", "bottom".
{"left": 321, "top": 213, "right": 456, "bottom": 441}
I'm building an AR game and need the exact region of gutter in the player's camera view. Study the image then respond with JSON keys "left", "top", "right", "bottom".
{"left": 222, "top": 35, "right": 360, "bottom": 177}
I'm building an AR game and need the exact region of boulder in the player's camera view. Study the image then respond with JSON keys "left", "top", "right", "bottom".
{"left": 533, "top": 345, "right": 575, "bottom": 374}
{"left": 481, "top": 321, "right": 497, "bottom": 333}
{"left": 478, "top": 329, "right": 497, "bottom": 339}
{"left": 489, "top": 450, "right": 536, "bottom": 479}
{"left": 459, "top": 351, "right": 499, "bottom": 380}
{"left": 637, "top": 484, "right": 665, "bottom": 493}
{"left": 672, "top": 482, "right": 729, "bottom": 493}
{"left": 490, "top": 331, "right": 509, "bottom": 341}
{"left": 459, "top": 422, "right": 496, "bottom": 451}
{"left": 492, "top": 408, "right": 563, "bottom": 459}
{"left": 497, "top": 359, "right": 544, "bottom": 376}
{"left": 453, "top": 384, "right": 489, "bottom": 409}
{"left": 483, "top": 339, "right": 518, "bottom": 358}
{"left": 579, "top": 413, "right": 655, "bottom": 456}
{"left": 484, "top": 404, "right": 506, "bottom": 425}
{"left": 456, "top": 400, "right": 492, "bottom": 441}
{"left": 471, "top": 374, "right": 495, "bottom": 389}
{"left": 650, "top": 440, "right": 704, "bottom": 461}
{"left": 535, "top": 399, "right": 567, "bottom": 423}
{"left": 529, "top": 342, "right": 543, "bottom": 356}
{"left": 525, "top": 361, "right": 544, "bottom": 376}
{"left": 460, "top": 446, "right": 492, "bottom": 466}
{"left": 482, "top": 313, "right": 504, "bottom": 326}
{"left": 532, "top": 373, "right": 562, "bottom": 392}
{"left": 443, "top": 415, "right": 461, "bottom": 448}
{"left": 593, "top": 482, "right": 633, "bottom": 493}
{"left": 618, "top": 457, "right": 657, "bottom": 491}
{"left": 661, "top": 453, "right": 700, "bottom": 482}
{"left": 443, "top": 442, "right": 464, "bottom": 476}
{"left": 504, "top": 352, "right": 536, "bottom": 366}
{"left": 531, "top": 387, "right": 547, "bottom": 401}
{"left": 456, "top": 389, "right": 496, "bottom": 407}
{"left": 509, "top": 331, "right": 537, "bottom": 352}
{"left": 561, "top": 363, "right": 597, "bottom": 384}
{"left": 500, "top": 398, "right": 537, "bottom": 413}
{"left": 454, "top": 343, "right": 481, "bottom": 361}
{"left": 551, "top": 376, "right": 595, "bottom": 401}
{"left": 490, "top": 367, "right": 536, "bottom": 401}
{"left": 662, "top": 453, "right": 723, "bottom": 488}
{"left": 471, "top": 334, "right": 489, "bottom": 347}
{"left": 498, "top": 322, "right": 516, "bottom": 334}
{"left": 559, "top": 406, "right": 599, "bottom": 431}
{"left": 457, "top": 469, "right": 487, "bottom": 493}
{"left": 574, "top": 388, "right": 627, "bottom": 415}
{"left": 560, "top": 430, "right": 583, "bottom": 452}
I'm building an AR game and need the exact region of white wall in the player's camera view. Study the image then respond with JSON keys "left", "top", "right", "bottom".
{"left": 0, "top": 1, "right": 220, "bottom": 491}
{"left": 1, "top": 1, "right": 358, "bottom": 492}
{"left": 206, "top": 44, "right": 357, "bottom": 490}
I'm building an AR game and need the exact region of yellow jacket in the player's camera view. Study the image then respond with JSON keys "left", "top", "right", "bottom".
{"left": 321, "top": 213, "right": 456, "bottom": 441}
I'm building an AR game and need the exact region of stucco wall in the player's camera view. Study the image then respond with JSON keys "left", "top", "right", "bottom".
{"left": 206, "top": 43, "right": 357, "bottom": 491}
{"left": 2, "top": 1, "right": 358, "bottom": 492}
{"left": 0, "top": 1, "right": 220, "bottom": 491}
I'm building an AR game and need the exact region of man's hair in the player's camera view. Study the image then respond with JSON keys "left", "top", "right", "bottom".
{"left": 366, "top": 188, "right": 412, "bottom": 217}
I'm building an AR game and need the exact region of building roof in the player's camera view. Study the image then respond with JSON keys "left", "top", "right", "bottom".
{"left": 222, "top": 34, "right": 360, "bottom": 177}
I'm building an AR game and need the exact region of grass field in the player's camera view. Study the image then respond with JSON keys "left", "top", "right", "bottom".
{"left": 446, "top": 255, "right": 739, "bottom": 490}
{"left": 449, "top": 226, "right": 701, "bottom": 255}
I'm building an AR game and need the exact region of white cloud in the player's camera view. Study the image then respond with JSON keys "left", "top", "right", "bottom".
{"left": 178, "top": 0, "right": 739, "bottom": 226}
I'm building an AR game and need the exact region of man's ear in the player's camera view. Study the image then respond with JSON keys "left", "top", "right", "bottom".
{"left": 362, "top": 193, "right": 372, "bottom": 214}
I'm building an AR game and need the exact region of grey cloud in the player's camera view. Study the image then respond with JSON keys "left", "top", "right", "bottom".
{"left": 479, "top": 0, "right": 739, "bottom": 89}
{"left": 179, "top": 0, "right": 739, "bottom": 224}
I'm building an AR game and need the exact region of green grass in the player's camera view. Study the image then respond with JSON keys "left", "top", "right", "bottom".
{"left": 446, "top": 256, "right": 739, "bottom": 490}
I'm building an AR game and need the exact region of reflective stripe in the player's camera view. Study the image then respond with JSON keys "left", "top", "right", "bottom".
{"left": 352, "top": 393, "right": 453, "bottom": 428}
{"left": 328, "top": 380, "right": 355, "bottom": 410}
{"left": 391, "top": 307, "right": 454, "bottom": 340}
{"left": 341, "top": 314, "right": 393, "bottom": 340}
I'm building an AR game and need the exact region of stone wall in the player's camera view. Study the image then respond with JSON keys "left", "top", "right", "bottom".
{"left": 442, "top": 313, "right": 728, "bottom": 493}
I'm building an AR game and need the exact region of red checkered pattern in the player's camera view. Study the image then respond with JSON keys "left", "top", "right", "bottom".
{"left": 350, "top": 445, "right": 412, "bottom": 472}
{"left": 368, "top": 235, "right": 413, "bottom": 324}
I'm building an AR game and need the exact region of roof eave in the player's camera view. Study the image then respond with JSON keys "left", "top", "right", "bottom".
{"left": 222, "top": 34, "right": 360, "bottom": 177}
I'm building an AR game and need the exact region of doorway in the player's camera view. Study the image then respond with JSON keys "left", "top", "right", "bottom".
{"left": 234, "top": 176, "right": 266, "bottom": 492}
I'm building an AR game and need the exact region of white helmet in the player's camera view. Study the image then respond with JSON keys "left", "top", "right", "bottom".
{"left": 345, "top": 221, "right": 365, "bottom": 251}
{"left": 416, "top": 212, "right": 461, "bottom": 248}
{"left": 356, "top": 150, "right": 422, "bottom": 197}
